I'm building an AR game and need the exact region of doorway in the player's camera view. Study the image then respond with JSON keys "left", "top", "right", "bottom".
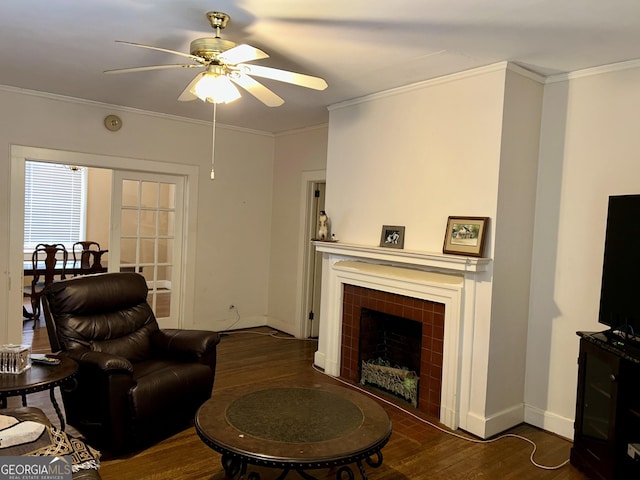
{"left": 7, "top": 145, "right": 199, "bottom": 344}
{"left": 301, "top": 179, "right": 326, "bottom": 339}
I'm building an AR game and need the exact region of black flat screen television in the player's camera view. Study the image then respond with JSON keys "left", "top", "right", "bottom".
{"left": 598, "top": 194, "right": 640, "bottom": 340}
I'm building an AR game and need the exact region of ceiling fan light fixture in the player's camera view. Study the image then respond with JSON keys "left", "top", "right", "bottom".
{"left": 192, "top": 71, "right": 241, "bottom": 104}
{"left": 109, "top": 10, "right": 327, "bottom": 111}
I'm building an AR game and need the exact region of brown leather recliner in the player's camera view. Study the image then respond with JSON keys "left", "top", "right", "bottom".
{"left": 42, "top": 272, "right": 220, "bottom": 453}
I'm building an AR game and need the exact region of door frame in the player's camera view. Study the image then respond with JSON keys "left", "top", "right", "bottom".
{"left": 296, "top": 170, "right": 326, "bottom": 339}
{"left": 7, "top": 145, "right": 199, "bottom": 343}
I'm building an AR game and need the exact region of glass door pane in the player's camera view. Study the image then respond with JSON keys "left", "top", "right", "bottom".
{"left": 111, "top": 172, "right": 184, "bottom": 328}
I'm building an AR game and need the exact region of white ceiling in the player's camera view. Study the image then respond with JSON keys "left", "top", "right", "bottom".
{"left": 1, "top": 0, "right": 639, "bottom": 133}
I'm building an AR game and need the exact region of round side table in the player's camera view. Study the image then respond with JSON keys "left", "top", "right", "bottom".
{"left": 0, "top": 356, "right": 78, "bottom": 430}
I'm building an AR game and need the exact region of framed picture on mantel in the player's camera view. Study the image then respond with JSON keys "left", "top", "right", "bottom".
{"left": 379, "top": 225, "right": 405, "bottom": 249}
{"left": 443, "top": 216, "right": 489, "bottom": 257}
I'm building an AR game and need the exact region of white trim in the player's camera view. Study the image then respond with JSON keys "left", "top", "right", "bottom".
{"left": 274, "top": 124, "right": 329, "bottom": 138}
{"left": 315, "top": 257, "right": 466, "bottom": 431}
{"left": 328, "top": 62, "right": 545, "bottom": 112}
{"left": 524, "top": 404, "right": 574, "bottom": 440}
{"left": 505, "top": 62, "right": 547, "bottom": 83}
{"left": 546, "top": 58, "right": 640, "bottom": 84}
{"left": 0, "top": 85, "right": 274, "bottom": 137}
{"left": 7, "top": 145, "right": 199, "bottom": 343}
{"left": 474, "top": 404, "right": 525, "bottom": 439}
{"left": 7, "top": 156, "right": 27, "bottom": 344}
{"left": 314, "top": 241, "right": 491, "bottom": 273}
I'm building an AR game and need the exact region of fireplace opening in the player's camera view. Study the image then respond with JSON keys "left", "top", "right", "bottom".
{"left": 340, "top": 284, "right": 445, "bottom": 418}
{"left": 359, "top": 307, "right": 422, "bottom": 407}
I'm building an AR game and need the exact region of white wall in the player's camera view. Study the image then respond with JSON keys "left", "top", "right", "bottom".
{"left": 485, "top": 68, "right": 543, "bottom": 426}
{"left": 325, "top": 66, "right": 506, "bottom": 251}
{"left": 526, "top": 63, "right": 640, "bottom": 438}
{"left": 267, "top": 126, "right": 328, "bottom": 336}
{"left": 192, "top": 125, "right": 275, "bottom": 331}
{"left": 0, "top": 87, "right": 275, "bottom": 343}
{"left": 85, "top": 167, "right": 112, "bottom": 249}
{"left": 323, "top": 63, "right": 547, "bottom": 437}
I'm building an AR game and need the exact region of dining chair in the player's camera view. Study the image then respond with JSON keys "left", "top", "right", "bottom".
{"left": 79, "top": 249, "right": 109, "bottom": 274}
{"left": 72, "top": 241, "right": 101, "bottom": 274}
{"left": 23, "top": 243, "right": 68, "bottom": 328}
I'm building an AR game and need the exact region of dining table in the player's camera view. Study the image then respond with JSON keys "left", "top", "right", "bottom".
{"left": 23, "top": 250, "right": 109, "bottom": 276}
{"left": 22, "top": 253, "right": 109, "bottom": 320}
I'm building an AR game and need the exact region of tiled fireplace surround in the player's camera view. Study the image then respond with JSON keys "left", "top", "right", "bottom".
{"left": 313, "top": 242, "right": 490, "bottom": 432}
{"left": 340, "top": 284, "right": 445, "bottom": 418}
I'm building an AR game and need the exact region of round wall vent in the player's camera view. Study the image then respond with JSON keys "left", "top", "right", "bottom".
{"left": 104, "top": 114, "right": 123, "bottom": 132}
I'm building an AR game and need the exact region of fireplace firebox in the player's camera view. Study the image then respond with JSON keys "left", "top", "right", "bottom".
{"left": 359, "top": 308, "right": 422, "bottom": 406}
{"left": 341, "top": 284, "right": 444, "bottom": 418}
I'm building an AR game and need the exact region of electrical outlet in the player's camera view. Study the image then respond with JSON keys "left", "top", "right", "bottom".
{"left": 229, "top": 304, "right": 236, "bottom": 310}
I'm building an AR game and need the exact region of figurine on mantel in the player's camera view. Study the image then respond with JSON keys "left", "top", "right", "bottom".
{"left": 318, "top": 210, "right": 328, "bottom": 240}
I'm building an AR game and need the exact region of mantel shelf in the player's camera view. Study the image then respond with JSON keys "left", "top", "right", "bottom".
{"left": 313, "top": 241, "right": 491, "bottom": 273}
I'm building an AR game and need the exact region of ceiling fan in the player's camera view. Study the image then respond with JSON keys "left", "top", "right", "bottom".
{"left": 106, "top": 11, "right": 328, "bottom": 180}
{"left": 105, "top": 11, "right": 328, "bottom": 106}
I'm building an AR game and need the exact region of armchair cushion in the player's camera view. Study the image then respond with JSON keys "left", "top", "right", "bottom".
{"left": 89, "top": 320, "right": 155, "bottom": 363}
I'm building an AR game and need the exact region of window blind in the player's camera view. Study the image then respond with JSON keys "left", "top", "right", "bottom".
{"left": 24, "top": 161, "right": 86, "bottom": 251}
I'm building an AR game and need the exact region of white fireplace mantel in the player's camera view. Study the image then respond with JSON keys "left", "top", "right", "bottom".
{"left": 313, "top": 240, "right": 493, "bottom": 434}
{"left": 313, "top": 241, "right": 491, "bottom": 274}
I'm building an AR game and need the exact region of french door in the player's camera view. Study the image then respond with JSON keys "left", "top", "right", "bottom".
{"left": 110, "top": 171, "right": 185, "bottom": 328}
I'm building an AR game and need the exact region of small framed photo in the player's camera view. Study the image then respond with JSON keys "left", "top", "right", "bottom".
{"left": 443, "top": 216, "right": 489, "bottom": 257}
{"left": 380, "top": 225, "right": 405, "bottom": 249}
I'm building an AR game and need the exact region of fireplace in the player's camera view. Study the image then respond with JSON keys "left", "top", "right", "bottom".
{"left": 341, "top": 285, "right": 444, "bottom": 418}
{"left": 313, "top": 242, "right": 491, "bottom": 432}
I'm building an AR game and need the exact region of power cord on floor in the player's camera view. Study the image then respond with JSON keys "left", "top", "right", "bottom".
{"left": 219, "top": 328, "right": 570, "bottom": 470}
{"left": 220, "top": 325, "right": 318, "bottom": 341}
{"left": 311, "top": 366, "right": 570, "bottom": 471}
{"left": 225, "top": 329, "right": 570, "bottom": 471}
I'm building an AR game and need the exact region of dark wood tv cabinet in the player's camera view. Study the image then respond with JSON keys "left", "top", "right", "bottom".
{"left": 571, "top": 331, "right": 640, "bottom": 479}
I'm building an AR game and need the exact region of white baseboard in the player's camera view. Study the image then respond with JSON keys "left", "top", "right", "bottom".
{"left": 314, "top": 351, "right": 326, "bottom": 370}
{"left": 464, "top": 403, "right": 524, "bottom": 438}
{"left": 266, "top": 315, "right": 300, "bottom": 338}
{"left": 197, "top": 315, "right": 267, "bottom": 332}
{"left": 464, "top": 403, "right": 574, "bottom": 440}
{"left": 524, "top": 404, "right": 574, "bottom": 440}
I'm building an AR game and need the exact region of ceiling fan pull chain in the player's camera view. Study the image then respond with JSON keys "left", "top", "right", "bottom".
{"left": 211, "top": 102, "right": 217, "bottom": 180}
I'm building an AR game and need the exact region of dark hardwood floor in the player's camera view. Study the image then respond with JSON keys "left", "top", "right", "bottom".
{"left": 19, "top": 322, "right": 587, "bottom": 479}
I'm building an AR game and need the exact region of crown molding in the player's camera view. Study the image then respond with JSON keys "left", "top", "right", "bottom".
{"left": 545, "top": 58, "right": 640, "bottom": 84}
{"left": 275, "top": 123, "right": 328, "bottom": 138}
{"left": 328, "top": 62, "right": 508, "bottom": 112}
{"left": 328, "top": 62, "right": 545, "bottom": 112}
{"left": 0, "top": 84, "right": 274, "bottom": 137}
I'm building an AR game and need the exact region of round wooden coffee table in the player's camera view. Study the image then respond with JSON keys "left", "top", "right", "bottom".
{"left": 0, "top": 356, "right": 77, "bottom": 430}
{"left": 195, "top": 382, "right": 392, "bottom": 479}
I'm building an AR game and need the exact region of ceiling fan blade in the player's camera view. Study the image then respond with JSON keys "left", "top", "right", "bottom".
{"left": 231, "top": 74, "right": 284, "bottom": 107}
{"left": 104, "top": 64, "right": 205, "bottom": 74}
{"left": 115, "top": 40, "right": 205, "bottom": 62}
{"left": 218, "top": 44, "right": 269, "bottom": 65}
{"left": 240, "top": 64, "right": 327, "bottom": 90}
{"left": 177, "top": 72, "right": 205, "bottom": 102}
